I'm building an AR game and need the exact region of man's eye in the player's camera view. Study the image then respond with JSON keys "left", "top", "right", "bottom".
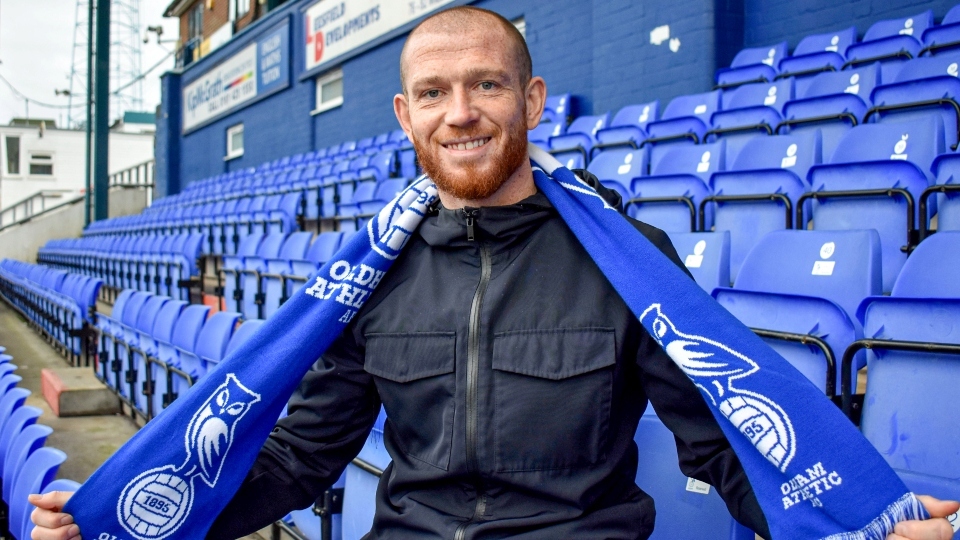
{"left": 424, "top": 89, "right": 440, "bottom": 98}
{"left": 480, "top": 82, "right": 496, "bottom": 90}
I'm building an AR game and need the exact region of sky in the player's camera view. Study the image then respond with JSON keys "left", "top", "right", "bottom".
{"left": 0, "top": 0, "right": 180, "bottom": 128}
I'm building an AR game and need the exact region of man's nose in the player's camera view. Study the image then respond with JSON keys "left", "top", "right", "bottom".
{"left": 445, "top": 87, "right": 480, "bottom": 127}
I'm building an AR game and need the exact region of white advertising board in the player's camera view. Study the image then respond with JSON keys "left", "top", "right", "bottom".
{"left": 305, "top": 0, "right": 458, "bottom": 73}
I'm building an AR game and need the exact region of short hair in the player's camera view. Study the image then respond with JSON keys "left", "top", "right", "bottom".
{"left": 400, "top": 6, "right": 532, "bottom": 94}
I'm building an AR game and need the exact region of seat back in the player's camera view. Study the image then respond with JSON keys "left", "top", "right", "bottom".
{"left": 225, "top": 319, "right": 267, "bottom": 356}
{"left": 135, "top": 295, "right": 169, "bottom": 334}
{"left": 930, "top": 153, "right": 960, "bottom": 232}
{"left": 661, "top": 90, "right": 722, "bottom": 122}
{"left": 735, "top": 229, "right": 881, "bottom": 317}
{"left": 194, "top": 311, "right": 241, "bottom": 367}
{"left": 0, "top": 406, "right": 40, "bottom": 468}
{"left": 650, "top": 140, "right": 725, "bottom": 182}
{"left": 610, "top": 101, "right": 659, "bottom": 130}
{"left": 862, "top": 10, "right": 933, "bottom": 42}
{"left": 529, "top": 122, "right": 566, "bottom": 146}
{"left": 667, "top": 231, "right": 731, "bottom": 292}
{"left": 791, "top": 27, "right": 857, "bottom": 57}
{"left": 2, "top": 423, "right": 50, "bottom": 503}
{"left": 169, "top": 305, "right": 211, "bottom": 352}
{"left": 721, "top": 79, "right": 794, "bottom": 113}
{"left": 152, "top": 300, "right": 188, "bottom": 343}
{"left": 728, "top": 130, "right": 821, "bottom": 176}
{"left": 889, "top": 231, "right": 960, "bottom": 298}
{"left": 587, "top": 148, "right": 648, "bottom": 192}
{"left": 342, "top": 408, "right": 390, "bottom": 540}
{"left": 306, "top": 232, "right": 344, "bottom": 266}
{"left": 119, "top": 291, "right": 152, "bottom": 329}
{"left": 278, "top": 232, "right": 314, "bottom": 260}
{"left": 12, "top": 447, "right": 66, "bottom": 540}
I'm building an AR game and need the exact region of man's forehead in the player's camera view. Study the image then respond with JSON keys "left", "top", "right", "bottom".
{"left": 403, "top": 28, "right": 515, "bottom": 79}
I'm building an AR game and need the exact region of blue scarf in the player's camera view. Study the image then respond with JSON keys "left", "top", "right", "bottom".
{"left": 66, "top": 145, "right": 939, "bottom": 540}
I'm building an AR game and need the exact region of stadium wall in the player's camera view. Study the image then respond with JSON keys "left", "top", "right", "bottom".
{"left": 155, "top": 0, "right": 960, "bottom": 197}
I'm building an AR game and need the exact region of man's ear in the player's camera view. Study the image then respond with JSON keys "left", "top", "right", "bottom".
{"left": 394, "top": 93, "right": 414, "bottom": 142}
{"left": 525, "top": 76, "right": 547, "bottom": 130}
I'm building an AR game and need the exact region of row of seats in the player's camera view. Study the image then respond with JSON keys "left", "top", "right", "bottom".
{"left": 718, "top": 7, "right": 960, "bottom": 88}
{"left": 39, "top": 233, "right": 203, "bottom": 302}
{"left": 95, "top": 289, "right": 263, "bottom": 420}
{"left": 0, "top": 261, "right": 101, "bottom": 365}
{"left": 0, "top": 347, "right": 81, "bottom": 540}
{"left": 533, "top": 51, "right": 960, "bottom": 173}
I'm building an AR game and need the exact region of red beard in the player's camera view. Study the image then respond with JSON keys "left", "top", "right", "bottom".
{"left": 413, "top": 115, "right": 529, "bottom": 201}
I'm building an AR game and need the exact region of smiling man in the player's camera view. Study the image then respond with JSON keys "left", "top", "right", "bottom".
{"left": 30, "top": 6, "right": 958, "bottom": 540}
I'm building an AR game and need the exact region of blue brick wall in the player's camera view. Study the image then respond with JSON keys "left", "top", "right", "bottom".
{"left": 743, "top": 0, "right": 958, "bottom": 50}
{"left": 155, "top": 72, "right": 181, "bottom": 199}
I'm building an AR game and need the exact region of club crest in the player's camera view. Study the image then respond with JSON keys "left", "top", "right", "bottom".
{"left": 367, "top": 177, "right": 438, "bottom": 260}
{"left": 117, "top": 374, "right": 261, "bottom": 540}
{"left": 640, "top": 304, "right": 797, "bottom": 472}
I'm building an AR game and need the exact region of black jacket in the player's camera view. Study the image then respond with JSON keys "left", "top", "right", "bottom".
{"left": 210, "top": 173, "right": 770, "bottom": 539}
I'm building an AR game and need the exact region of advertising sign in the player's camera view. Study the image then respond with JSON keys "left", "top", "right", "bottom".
{"left": 183, "top": 20, "right": 290, "bottom": 133}
{"left": 304, "top": 0, "right": 458, "bottom": 73}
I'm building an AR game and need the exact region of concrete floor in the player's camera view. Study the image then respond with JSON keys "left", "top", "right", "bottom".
{"left": 0, "top": 300, "right": 282, "bottom": 540}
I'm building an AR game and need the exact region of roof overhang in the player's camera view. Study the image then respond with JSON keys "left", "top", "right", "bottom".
{"left": 163, "top": 0, "right": 198, "bottom": 18}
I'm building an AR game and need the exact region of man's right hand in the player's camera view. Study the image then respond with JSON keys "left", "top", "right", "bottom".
{"left": 28, "top": 491, "right": 79, "bottom": 540}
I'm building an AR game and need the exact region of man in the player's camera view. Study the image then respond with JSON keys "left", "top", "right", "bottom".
{"left": 31, "top": 6, "right": 958, "bottom": 540}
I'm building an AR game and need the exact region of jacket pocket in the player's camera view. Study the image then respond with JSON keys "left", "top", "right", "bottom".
{"left": 492, "top": 328, "right": 616, "bottom": 472}
{"left": 365, "top": 332, "right": 456, "bottom": 470}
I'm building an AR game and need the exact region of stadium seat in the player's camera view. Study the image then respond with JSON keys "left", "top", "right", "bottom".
{"left": 644, "top": 91, "right": 722, "bottom": 164}
{"left": 927, "top": 153, "right": 960, "bottom": 235}
{"left": 593, "top": 101, "right": 660, "bottom": 153}
{"left": 541, "top": 93, "right": 574, "bottom": 125}
{"left": 225, "top": 319, "right": 266, "bottom": 357}
{"left": 666, "top": 231, "right": 731, "bottom": 292}
{"left": 139, "top": 299, "right": 187, "bottom": 419}
{"left": 713, "top": 229, "right": 881, "bottom": 394}
{"left": 709, "top": 79, "right": 794, "bottom": 163}
{"left": 10, "top": 447, "right": 66, "bottom": 540}
{"left": 237, "top": 232, "right": 288, "bottom": 319}
{"left": 2, "top": 422, "right": 50, "bottom": 504}
{"left": 587, "top": 148, "right": 649, "bottom": 196}
{"left": 805, "top": 117, "right": 944, "bottom": 292}
{"left": 262, "top": 232, "right": 314, "bottom": 319}
{"left": 178, "top": 311, "right": 240, "bottom": 380}
{"left": 779, "top": 64, "right": 879, "bottom": 161}
{"left": 120, "top": 294, "right": 169, "bottom": 405}
{"left": 854, "top": 232, "right": 960, "bottom": 506}
{"left": 0, "top": 406, "right": 40, "bottom": 469}
{"left": 778, "top": 27, "right": 858, "bottom": 84}
{"left": 868, "top": 51, "right": 960, "bottom": 149}
{"left": 627, "top": 141, "right": 724, "bottom": 232}
{"left": 634, "top": 406, "right": 755, "bottom": 540}
{"left": 529, "top": 122, "right": 566, "bottom": 148}
{"left": 109, "top": 291, "right": 152, "bottom": 396}
{"left": 548, "top": 113, "right": 610, "bottom": 169}
{"left": 285, "top": 232, "right": 345, "bottom": 298}
{"left": 844, "top": 10, "right": 933, "bottom": 81}
{"left": 715, "top": 42, "right": 788, "bottom": 88}
{"left": 160, "top": 304, "right": 211, "bottom": 411}
{"left": 220, "top": 233, "right": 265, "bottom": 314}
{"left": 706, "top": 131, "right": 820, "bottom": 279}
{"left": 920, "top": 3, "right": 960, "bottom": 55}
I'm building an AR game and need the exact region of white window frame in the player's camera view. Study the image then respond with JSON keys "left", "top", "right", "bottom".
{"left": 230, "top": 0, "right": 250, "bottom": 22}
{"left": 4, "top": 135, "right": 21, "bottom": 177}
{"left": 27, "top": 151, "right": 54, "bottom": 178}
{"left": 311, "top": 69, "right": 344, "bottom": 115}
{"left": 225, "top": 124, "right": 244, "bottom": 160}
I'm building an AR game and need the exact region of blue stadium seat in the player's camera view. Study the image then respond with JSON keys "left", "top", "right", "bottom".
{"left": 342, "top": 408, "right": 389, "bottom": 540}
{"left": 541, "top": 93, "right": 574, "bottom": 125}
{"left": 110, "top": 291, "right": 152, "bottom": 396}
{"left": 920, "top": 4, "right": 960, "bottom": 55}
{"left": 666, "top": 231, "right": 731, "bottom": 292}
{"left": 122, "top": 294, "right": 169, "bottom": 405}
{"left": 844, "top": 10, "right": 933, "bottom": 81}
{"left": 779, "top": 64, "right": 879, "bottom": 161}
{"left": 635, "top": 406, "right": 755, "bottom": 540}
{"left": 868, "top": 51, "right": 960, "bottom": 149}
{"left": 855, "top": 232, "right": 960, "bottom": 507}
{"left": 262, "top": 231, "right": 314, "bottom": 319}
{"left": 237, "top": 232, "right": 287, "bottom": 319}
{"left": 710, "top": 79, "right": 794, "bottom": 163}
{"left": 715, "top": 42, "right": 788, "bottom": 89}
{"left": 549, "top": 113, "right": 610, "bottom": 169}
{"left": 928, "top": 153, "right": 960, "bottom": 235}
{"left": 594, "top": 101, "right": 660, "bottom": 153}
{"left": 285, "top": 232, "right": 344, "bottom": 297}
{"left": 140, "top": 299, "right": 187, "bottom": 419}
{"left": 805, "top": 117, "right": 944, "bottom": 292}
{"left": 644, "top": 91, "right": 722, "bottom": 163}
{"left": 706, "top": 131, "right": 820, "bottom": 279}
{"left": 529, "top": 122, "right": 566, "bottom": 148}
{"left": 221, "top": 233, "right": 265, "bottom": 314}
{"left": 587, "top": 148, "right": 649, "bottom": 196}
{"left": 11, "top": 447, "right": 66, "bottom": 540}
{"left": 714, "top": 229, "right": 881, "bottom": 394}
{"left": 2, "top": 422, "right": 49, "bottom": 505}
{"left": 225, "top": 319, "right": 266, "bottom": 357}
{"left": 627, "top": 141, "right": 724, "bottom": 232}
{"left": 179, "top": 311, "right": 240, "bottom": 379}
{"left": 157, "top": 304, "right": 210, "bottom": 413}
{"left": 0, "top": 406, "right": 40, "bottom": 469}
{"left": 778, "top": 27, "right": 858, "bottom": 84}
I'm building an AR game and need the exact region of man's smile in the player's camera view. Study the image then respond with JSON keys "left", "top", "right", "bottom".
{"left": 442, "top": 137, "right": 491, "bottom": 152}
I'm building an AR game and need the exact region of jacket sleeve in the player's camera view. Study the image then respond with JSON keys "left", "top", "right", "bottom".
{"left": 207, "top": 326, "right": 380, "bottom": 540}
{"left": 627, "top": 221, "right": 772, "bottom": 539}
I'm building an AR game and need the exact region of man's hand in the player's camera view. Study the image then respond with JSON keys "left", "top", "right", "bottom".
{"left": 28, "top": 491, "right": 80, "bottom": 540}
{"left": 887, "top": 495, "right": 960, "bottom": 540}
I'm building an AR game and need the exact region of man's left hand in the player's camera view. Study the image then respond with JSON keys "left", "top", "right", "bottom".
{"left": 886, "top": 495, "right": 959, "bottom": 540}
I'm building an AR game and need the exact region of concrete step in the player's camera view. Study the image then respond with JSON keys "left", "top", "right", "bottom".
{"left": 41, "top": 367, "right": 119, "bottom": 417}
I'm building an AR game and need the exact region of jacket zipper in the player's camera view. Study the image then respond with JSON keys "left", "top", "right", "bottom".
{"left": 455, "top": 208, "right": 490, "bottom": 540}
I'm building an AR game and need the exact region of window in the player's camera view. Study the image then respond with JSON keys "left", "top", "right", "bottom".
{"left": 5, "top": 136, "right": 20, "bottom": 175}
{"left": 226, "top": 124, "right": 244, "bottom": 159}
{"left": 188, "top": 3, "right": 203, "bottom": 40}
{"left": 28, "top": 153, "right": 53, "bottom": 176}
{"left": 512, "top": 17, "right": 526, "bottom": 39}
{"left": 312, "top": 69, "right": 343, "bottom": 115}
{"left": 230, "top": 0, "right": 250, "bottom": 21}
